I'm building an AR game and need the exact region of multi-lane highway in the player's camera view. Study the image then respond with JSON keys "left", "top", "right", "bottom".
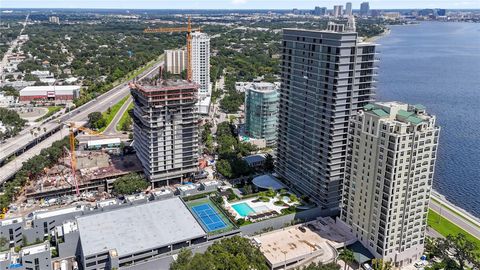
{"left": 0, "top": 59, "right": 164, "bottom": 183}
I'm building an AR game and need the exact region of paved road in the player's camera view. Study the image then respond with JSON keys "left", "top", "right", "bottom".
{"left": 0, "top": 14, "right": 28, "bottom": 82}
{"left": 103, "top": 96, "right": 132, "bottom": 136}
{"left": 0, "top": 60, "right": 164, "bottom": 183}
{"left": 430, "top": 192, "right": 480, "bottom": 240}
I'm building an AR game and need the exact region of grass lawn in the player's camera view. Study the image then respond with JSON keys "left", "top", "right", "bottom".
{"left": 35, "top": 106, "right": 62, "bottom": 122}
{"left": 116, "top": 102, "right": 133, "bottom": 131}
{"left": 431, "top": 197, "right": 480, "bottom": 230}
{"left": 428, "top": 209, "right": 480, "bottom": 248}
{"left": 99, "top": 96, "right": 129, "bottom": 132}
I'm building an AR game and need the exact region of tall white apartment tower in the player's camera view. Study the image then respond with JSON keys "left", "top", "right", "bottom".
{"left": 338, "top": 102, "right": 440, "bottom": 267}
{"left": 191, "top": 32, "right": 211, "bottom": 97}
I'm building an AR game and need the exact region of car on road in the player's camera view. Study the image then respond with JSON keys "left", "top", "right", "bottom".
{"left": 414, "top": 261, "right": 428, "bottom": 268}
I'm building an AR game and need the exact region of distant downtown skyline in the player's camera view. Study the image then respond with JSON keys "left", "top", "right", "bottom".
{"left": 2, "top": 0, "right": 479, "bottom": 10}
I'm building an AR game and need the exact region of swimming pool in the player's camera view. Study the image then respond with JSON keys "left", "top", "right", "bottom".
{"left": 232, "top": 202, "right": 255, "bottom": 217}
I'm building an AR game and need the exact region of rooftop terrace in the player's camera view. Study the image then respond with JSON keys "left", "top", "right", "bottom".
{"left": 363, "top": 101, "right": 431, "bottom": 126}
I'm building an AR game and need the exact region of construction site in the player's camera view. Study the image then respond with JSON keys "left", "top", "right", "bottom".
{"left": 2, "top": 17, "right": 214, "bottom": 219}
{"left": 6, "top": 122, "right": 143, "bottom": 218}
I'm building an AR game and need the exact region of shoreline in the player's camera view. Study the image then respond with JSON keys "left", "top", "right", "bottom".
{"left": 364, "top": 27, "right": 391, "bottom": 42}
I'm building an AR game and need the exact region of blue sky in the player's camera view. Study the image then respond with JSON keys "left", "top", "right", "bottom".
{"left": 2, "top": 0, "right": 479, "bottom": 9}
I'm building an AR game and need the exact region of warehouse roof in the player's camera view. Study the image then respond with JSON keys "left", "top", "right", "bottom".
{"left": 77, "top": 197, "right": 206, "bottom": 257}
{"left": 19, "top": 85, "right": 80, "bottom": 95}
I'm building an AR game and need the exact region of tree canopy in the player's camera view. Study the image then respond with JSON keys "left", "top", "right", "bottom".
{"left": 214, "top": 122, "right": 256, "bottom": 179}
{"left": 0, "top": 108, "right": 26, "bottom": 140}
{"left": 425, "top": 234, "right": 480, "bottom": 270}
{"left": 170, "top": 236, "right": 268, "bottom": 270}
{"left": 112, "top": 173, "right": 148, "bottom": 195}
{"left": 87, "top": 111, "right": 106, "bottom": 130}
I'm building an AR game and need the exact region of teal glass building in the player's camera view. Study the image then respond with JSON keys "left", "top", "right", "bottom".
{"left": 244, "top": 83, "right": 279, "bottom": 147}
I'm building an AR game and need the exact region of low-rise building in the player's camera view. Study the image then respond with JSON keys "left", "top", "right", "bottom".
{"left": 19, "top": 85, "right": 80, "bottom": 104}
{"left": 86, "top": 138, "right": 122, "bottom": 153}
{"left": 243, "top": 153, "right": 267, "bottom": 169}
{"left": 0, "top": 92, "right": 16, "bottom": 107}
{"left": 0, "top": 242, "right": 52, "bottom": 270}
{"left": 77, "top": 197, "right": 207, "bottom": 270}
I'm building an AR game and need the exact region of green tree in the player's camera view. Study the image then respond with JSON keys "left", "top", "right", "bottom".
{"left": 112, "top": 173, "right": 148, "bottom": 195}
{"left": 339, "top": 249, "right": 355, "bottom": 270}
{"left": 425, "top": 237, "right": 442, "bottom": 259}
{"left": 216, "top": 159, "right": 233, "bottom": 179}
{"left": 87, "top": 112, "right": 103, "bottom": 129}
{"left": 120, "top": 115, "right": 132, "bottom": 131}
{"left": 264, "top": 153, "right": 274, "bottom": 171}
{"left": 170, "top": 236, "right": 268, "bottom": 270}
{"left": 0, "top": 86, "right": 18, "bottom": 97}
{"left": 371, "top": 259, "right": 393, "bottom": 270}
{"left": 87, "top": 112, "right": 107, "bottom": 129}
{"left": 438, "top": 233, "right": 480, "bottom": 269}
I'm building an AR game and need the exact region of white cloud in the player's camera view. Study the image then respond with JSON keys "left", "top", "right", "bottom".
{"left": 232, "top": 0, "right": 248, "bottom": 5}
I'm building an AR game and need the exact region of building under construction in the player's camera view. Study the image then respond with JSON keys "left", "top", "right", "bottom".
{"left": 130, "top": 76, "right": 199, "bottom": 187}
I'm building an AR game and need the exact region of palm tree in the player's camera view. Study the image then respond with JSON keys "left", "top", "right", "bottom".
{"left": 371, "top": 259, "right": 393, "bottom": 270}
{"left": 339, "top": 248, "right": 355, "bottom": 270}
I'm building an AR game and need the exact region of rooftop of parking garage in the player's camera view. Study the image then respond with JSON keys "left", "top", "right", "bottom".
{"left": 77, "top": 197, "right": 206, "bottom": 257}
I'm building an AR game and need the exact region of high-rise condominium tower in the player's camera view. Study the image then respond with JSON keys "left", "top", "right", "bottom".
{"left": 245, "top": 82, "right": 280, "bottom": 147}
{"left": 338, "top": 102, "right": 440, "bottom": 267}
{"left": 191, "top": 32, "right": 211, "bottom": 97}
{"left": 333, "top": 5, "right": 344, "bottom": 17}
{"left": 345, "top": 2, "right": 353, "bottom": 16}
{"left": 360, "top": 2, "right": 370, "bottom": 16}
{"left": 130, "top": 78, "right": 199, "bottom": 186}
{"left": 276, "top": 22, "right": 377, "bottom": 210}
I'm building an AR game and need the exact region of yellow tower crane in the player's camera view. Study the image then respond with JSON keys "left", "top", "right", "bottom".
{"left": 67, "top": 122, "right": 104, "bottom": 196}
{"left": 143, "top": 16, "right": 200, "bottom": 81}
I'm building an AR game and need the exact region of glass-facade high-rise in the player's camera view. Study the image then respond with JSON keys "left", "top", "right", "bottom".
{"left": 245, "top": 82, "right": 279, "bottom": 147}
{"left": 276, "top": 23, "right": 377, "bottom": 210}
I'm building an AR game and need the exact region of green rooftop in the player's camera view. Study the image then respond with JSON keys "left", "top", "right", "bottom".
{"left": 406, "top": 116, "right": 424, "bottom": 125}
{"left": 372, "top": 109, "right": 389, "bottom": 117}
{"left": 363, "top": 104, "right": 375, "bottom": 110}
{"left": 397, "top": 109, "right": 414, "bottom": 118}
{"left": 413, "top": 104, "right": 426, "bottom": 110}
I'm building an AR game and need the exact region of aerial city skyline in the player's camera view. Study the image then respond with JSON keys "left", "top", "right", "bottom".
{"left": 0, "top": 1, "right": 478, "bottom": 270}
{"left": 2, "top": 0, "right": 479, "bottom": 9}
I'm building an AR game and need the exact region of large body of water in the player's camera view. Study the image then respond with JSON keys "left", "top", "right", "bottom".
{"left": 377, "top": 22, "right": 480, "bottom": 218}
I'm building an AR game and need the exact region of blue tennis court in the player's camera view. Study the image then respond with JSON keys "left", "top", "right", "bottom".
{"left": 191, "top": 203, "right": 227, "bottom": 232}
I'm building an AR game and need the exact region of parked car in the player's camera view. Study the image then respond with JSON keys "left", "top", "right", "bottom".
{"left": 362, "top": 263, "right": 373, "bottom": 270}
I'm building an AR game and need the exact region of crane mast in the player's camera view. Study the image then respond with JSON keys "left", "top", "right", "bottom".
{"left": 67, "top": 122, "right": 104, "bottom": 196}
